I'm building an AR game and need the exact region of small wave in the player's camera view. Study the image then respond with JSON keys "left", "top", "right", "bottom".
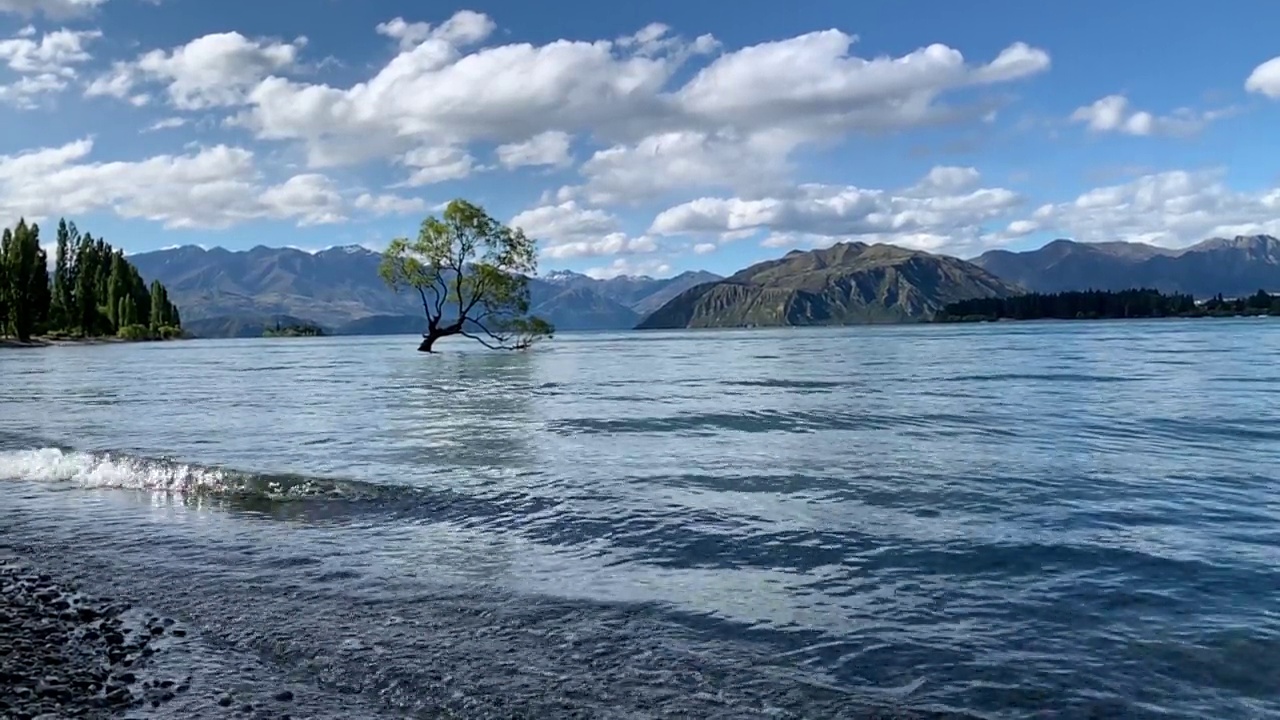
{"left": 723, "top": 379, "right": 850, "bottom": 390}
{"left": 0, "top": 447, "right": 377, "bottom": 502}
{"left": 943, "top": 372, "right": 1135, "bottom": 384}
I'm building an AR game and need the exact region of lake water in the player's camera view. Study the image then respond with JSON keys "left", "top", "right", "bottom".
{"left": 1, "top": 322, "right": 1278, "bottom": 719}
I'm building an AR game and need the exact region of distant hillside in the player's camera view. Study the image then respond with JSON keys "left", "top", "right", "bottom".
{"left": 129, "top": 245, "right": 721, "bottom": 337}
{"left": 972, "top": 235, "right": 1280, "bottom": 297}
{"left": 637, "top": 242, "right": 1016, "bottom": 329}
{"left": 541, "top": 269, "right": 724, "bottom": 316}
{"left": 184, "top": 314, "right": 317, "bottom": 339}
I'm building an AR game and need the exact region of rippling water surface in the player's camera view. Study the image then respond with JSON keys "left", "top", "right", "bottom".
{"left": 2, "top": 322, "right": 1279, "bottom": 719}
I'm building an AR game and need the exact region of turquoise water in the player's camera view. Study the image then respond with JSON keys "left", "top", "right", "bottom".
{"left": 1, "top": 321, "right": 1278, "bottom": 718}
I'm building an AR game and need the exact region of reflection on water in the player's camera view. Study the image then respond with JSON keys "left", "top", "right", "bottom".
{"left": 1, "top": 322, "right": 1279, "bottom": 719}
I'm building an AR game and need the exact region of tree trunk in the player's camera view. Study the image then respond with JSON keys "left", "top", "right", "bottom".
{"left": 418, "top": 320, "right": 463, "bottom": 352}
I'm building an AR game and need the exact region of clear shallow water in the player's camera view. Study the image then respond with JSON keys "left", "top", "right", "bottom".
{"left": 1, "top": 322, "right": 1279, "bottom": 719}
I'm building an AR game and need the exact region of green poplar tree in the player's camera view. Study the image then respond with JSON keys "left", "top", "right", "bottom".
{"left": 52, "top": 218, "right": 71, "bottom": 328}
{"left": 106, "top": 251, "right": 129, "bottom": 331}
{"left": 75, "top": 233, "right": 99, "bottom": 336}
{"left": 5, "top": 219, "right": 46, "bottom": 342}
{"left": 0, "top": 227, "right": 11, "bottom": 336}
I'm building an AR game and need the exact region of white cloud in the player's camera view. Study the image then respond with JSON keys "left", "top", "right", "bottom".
{"left": 0, "top": 72, "right": 61, "bottom": 107}
{"left": 509, "top": 200, "right": 657, "bottom": 259}
{"left": 398, "top": 146, "right": 475, "bottom": 186}
{"left": 143, "top": 116, "right": 186, "bottom": 131}
{"left": 375, "top": 11, "right": 495, "bottom": 52}
{"left": 374, "top": 17, "right": 433, "bottom": 52}
{"left": 85, "top": 31, "right": 305, "bottom": 109}
{"left": 214, "top": 11, "right": 1046, "bottom": 183}
{"left": 0, "top": 0, "right": 106, "bottom": 18}
{"left": 0, "top": 26, "right": 99, "bottom": 106}
{"left": 692, "top": 242, "right": 717, "bottom": 255}
{"left": 913, "top": 165, "right": 981, "bottom": 194}
{"left": 0, "top": 27, "right": 99, "bottom": 73}
{"left": 675, "top": 33, "right": 1048, "bottom": 134}
{"left": 540, "top": 233, "right": 657, "bottom": 260}
{"left": 569, "top": 129, "right": 797, "bottom": 205}
{"left": 0, "top": 138, "right": 354, "bottom": 229}
{"left": 1069, "top": 94, "right": 1225, "bottom": 137}
{"left": 1246, "top": 56, "right": 1280, "bottom": 98}
{"left": 1021, "top": 169, "right": 1280, "bottom": 248}
{"left": 1005, "top": 219, "right": 1039, "bottom": 237}
{"left": 511, "top": 200, "right": 618, "bottom": 241}
{"left": 495, "top": 131, "right": 572, "bottom": 170}
{"left": 353, "top": 192, "right": 426, "bottom": 216}
{"left": 256, "top": 173, "right": 345, "bottom": 226}
{"left": 584, "top": 256, "right": 672, "bottom": 280}
{"left": 650, "top": 167, "right": 1023, "bottom": 254}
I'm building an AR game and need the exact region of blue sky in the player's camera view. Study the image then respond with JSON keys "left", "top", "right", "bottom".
{"left": 2, "top": 0, "right": 1279, "bottom": 278}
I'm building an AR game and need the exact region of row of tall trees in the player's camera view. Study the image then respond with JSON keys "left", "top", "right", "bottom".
{"left": 0, "top": 218, "right": 182, "bottom": 342}
{"left": 936, "top": 288, "right": 1280, "bottom": 322}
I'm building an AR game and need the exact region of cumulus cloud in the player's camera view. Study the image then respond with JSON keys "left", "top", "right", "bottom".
{"left": 649, "top": 166, "right": 1023, "bottom": 254}
{"left": 912, "top": 165, "right": 981, "bottom": 194}
{"left": 0, "top": 26, "right": 99, "bottom": 107}
{"left": 1020, "top": 170, "right": 1280, "bottom": 248}
{"left": 85, "top": 31, "right": 305, "bottom": 109}
{"left": 0, "top": 27, "right": 99, "bottom": 73}
{"left": 0, "top": 71, "right": 61, "bottom": 106}
{"left": 511, "top": 200, "right": 618, "bottom": 241}
{"left": 569, "top": 129, "right": 796, "bottom": 205}
{"left": 1069, "top": 94, "right": 1227, "bottom": 137}
{"left": 353, "top": 192, "right": 426, "bottom": 216}
{"left": 509, "top": 200, "right": 656, "bottom": 259}
{"left": 495, "top": 131, "right": 572, "bottom": 170}
{"left": 583, "top": 256, "right": 673, "bottom": 280}
{"left": 174, "top": 10, "right": 1047, "bottom": 188}
{"left": 398, "top": 146, "right": 475, "bottom": 186}
{"left": 1246, "top": 56, "right": 1280, "bottom": 98}
{"left": 0, "top": 138, "right": 352, "bottom": 229}
{"left": 375, "top": 11, "right": 495, "bottom": 51}
{"left": 676, "top": 33, "right": 1047, "bottom": 134}
{"left": 0, "top": 0, "right": 106, "bottom": 18}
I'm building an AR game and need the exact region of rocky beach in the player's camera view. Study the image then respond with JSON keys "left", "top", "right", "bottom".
{"left": 0, "top": 549, "right": 314, "bottom": 720}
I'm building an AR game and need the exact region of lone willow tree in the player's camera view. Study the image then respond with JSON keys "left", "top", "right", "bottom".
{"left": 379, "top": 199, "right": 554, "bottom": 353}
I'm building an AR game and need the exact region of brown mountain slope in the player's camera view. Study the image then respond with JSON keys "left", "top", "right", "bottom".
{"left": 636, "top": 242, "right": 1017, "bottom": 329}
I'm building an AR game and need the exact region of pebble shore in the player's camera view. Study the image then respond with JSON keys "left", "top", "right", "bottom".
{"left": 0, "top": 555, "right": 306, "bottom": 720}
{"left": 2, "top": 550, "right": 982, "bottom": 719}
{"left": 0, "top": 556, "right": 196, "bottom": 718}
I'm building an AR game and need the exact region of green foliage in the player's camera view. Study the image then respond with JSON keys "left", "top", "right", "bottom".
{"left": 937, "top": 288, "right": 1280, "bottom": 322}
{"left": 116, "top": 323, "right": 153, "bottom": 341}
{"left": 0, "top": 217, "right": 183, "bottom": 342}
{"left": 379, "top": 198, "right": 554, "bottom": 352}
{"left": 0, "top": 219, "right": 49, "bottom": 341}
{"left": 263, "top": 321, "right": 326, "bottom": 337}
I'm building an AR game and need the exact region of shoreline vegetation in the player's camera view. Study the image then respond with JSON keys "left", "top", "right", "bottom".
{"left": 262, "top": 321, "right": 326, "bottom": 337}
{"left": 0, "top": 218, "right": 182, "bottom": 349}
{"left": 935, "top": 288, "right": 1280, "bottom": 323}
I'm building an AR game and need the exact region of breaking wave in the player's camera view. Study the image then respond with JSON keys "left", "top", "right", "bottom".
{"left": 0, "top": 447, "right": 382, "bottom": 502}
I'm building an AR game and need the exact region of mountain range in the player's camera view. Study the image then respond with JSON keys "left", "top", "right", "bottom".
{"left": 127, "top": 245, "right": 720, "bottom": 337}
{"left": 128, "top": 234, "right": 1280, "bottom": 337}
{"left": 972, "top": 235, "right": 1280, "bottom": 298}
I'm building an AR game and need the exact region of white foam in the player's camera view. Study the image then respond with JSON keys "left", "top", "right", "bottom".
{"left": 0, "top": 448, "right": 232, "bottom": 495}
